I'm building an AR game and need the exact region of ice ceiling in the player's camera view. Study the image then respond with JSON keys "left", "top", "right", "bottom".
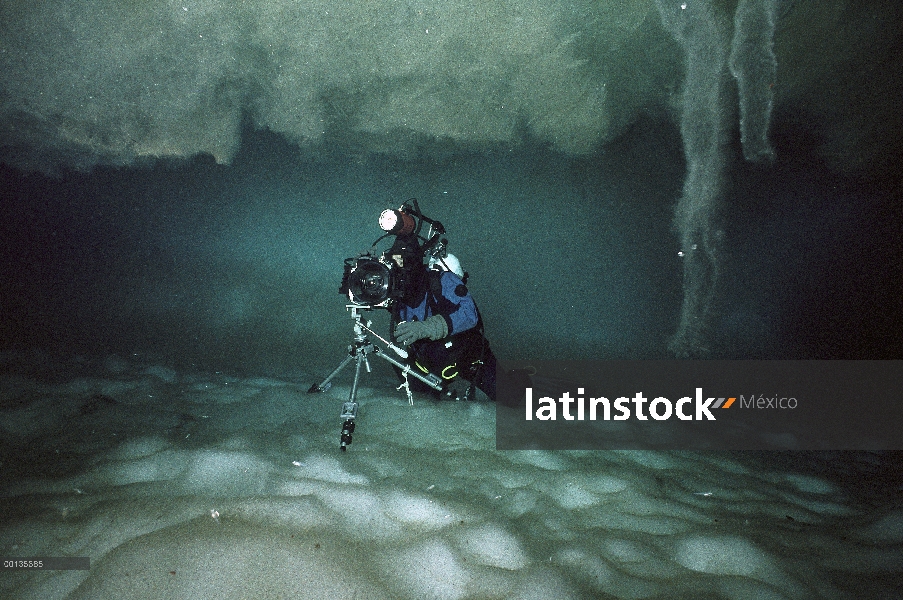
{"left": 1, "top": 0, "right": 899, "bottom": 175}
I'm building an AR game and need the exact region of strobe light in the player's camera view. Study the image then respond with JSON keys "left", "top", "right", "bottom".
{"left": 378, "top": 208, "right": 416, "bottom": 236}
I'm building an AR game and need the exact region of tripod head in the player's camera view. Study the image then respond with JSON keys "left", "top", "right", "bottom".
{"left": 346, "top": 305, "right": 409, "bottom": 360}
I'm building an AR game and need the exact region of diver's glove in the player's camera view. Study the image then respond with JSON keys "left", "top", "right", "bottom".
{"left": 395, "top": 315, "right": 448, "bottom": 346}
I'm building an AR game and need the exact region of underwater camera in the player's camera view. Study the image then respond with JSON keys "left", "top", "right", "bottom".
{"left": 339, "top": 253, "right": 401, "bottom": 308}
{"left": 339, "top": 199, "right": 447, "bottom": 308}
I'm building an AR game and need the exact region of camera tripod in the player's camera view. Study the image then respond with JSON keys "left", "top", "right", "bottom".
{"left": 308, "top": 305, "right": 443, "bottom": 451}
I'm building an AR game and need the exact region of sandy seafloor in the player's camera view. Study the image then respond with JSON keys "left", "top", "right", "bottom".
{"left": 1, "top": 351, "right": 900, "bottom": 599}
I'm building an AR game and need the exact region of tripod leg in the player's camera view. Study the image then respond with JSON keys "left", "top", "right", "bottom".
{"left": 308, "top": 354, "right": 355, "bottom": 393}
{"left": 339, "top": 353, "right": 366, "bottom": 451}
{"left": 349, "top": 351, "right": 365, "bottom": 404}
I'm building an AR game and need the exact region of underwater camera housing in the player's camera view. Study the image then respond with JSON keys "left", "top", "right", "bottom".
{"left": 339, "top": 198, "right": 447, "bottom": 309}
{"left": 340, "top": 253, "right": 403, "bottom": 308}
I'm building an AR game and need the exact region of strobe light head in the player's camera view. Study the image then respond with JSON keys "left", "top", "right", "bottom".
{"left": 378, "top": 208, "right": 416, "bottom": 236}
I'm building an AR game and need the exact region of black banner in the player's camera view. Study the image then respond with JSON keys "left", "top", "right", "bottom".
{"left": 1, "top": 557, "right": 90, "bottom": 570}
{"left": 496, "top": 361, "right": 903, "bottom": 450}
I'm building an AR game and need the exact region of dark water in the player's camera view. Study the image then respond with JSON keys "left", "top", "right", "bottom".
{"left": 2, "top": 115, "right": 899, "bottom": 373}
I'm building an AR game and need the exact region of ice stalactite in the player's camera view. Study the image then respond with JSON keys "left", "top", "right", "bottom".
{"left": 730, "top": 0, "right": 778, "bottom": 163}
{"left": 655, "top": 0, "right": 732, "bottom": 357}
{"left": 655, "top": 0, "right": 777, "bottom": 357}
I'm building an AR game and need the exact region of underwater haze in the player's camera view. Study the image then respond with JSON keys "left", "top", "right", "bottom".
{"left": 1, "top": 0, "right": 902, "bottom": 598}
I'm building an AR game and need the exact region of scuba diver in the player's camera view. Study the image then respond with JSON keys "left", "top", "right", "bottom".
{"left": 319, "top": 198, "right": 531, "bottom": 449}
{"left": 336, "top": 198, "right": 529, "bottom": 407}
{"left": 387, "top": 233, "right": 498, "bottom": 402}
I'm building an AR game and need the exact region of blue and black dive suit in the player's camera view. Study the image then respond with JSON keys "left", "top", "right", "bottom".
{"left": 391, "top": 267, "right": 497, "bottom": 401}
